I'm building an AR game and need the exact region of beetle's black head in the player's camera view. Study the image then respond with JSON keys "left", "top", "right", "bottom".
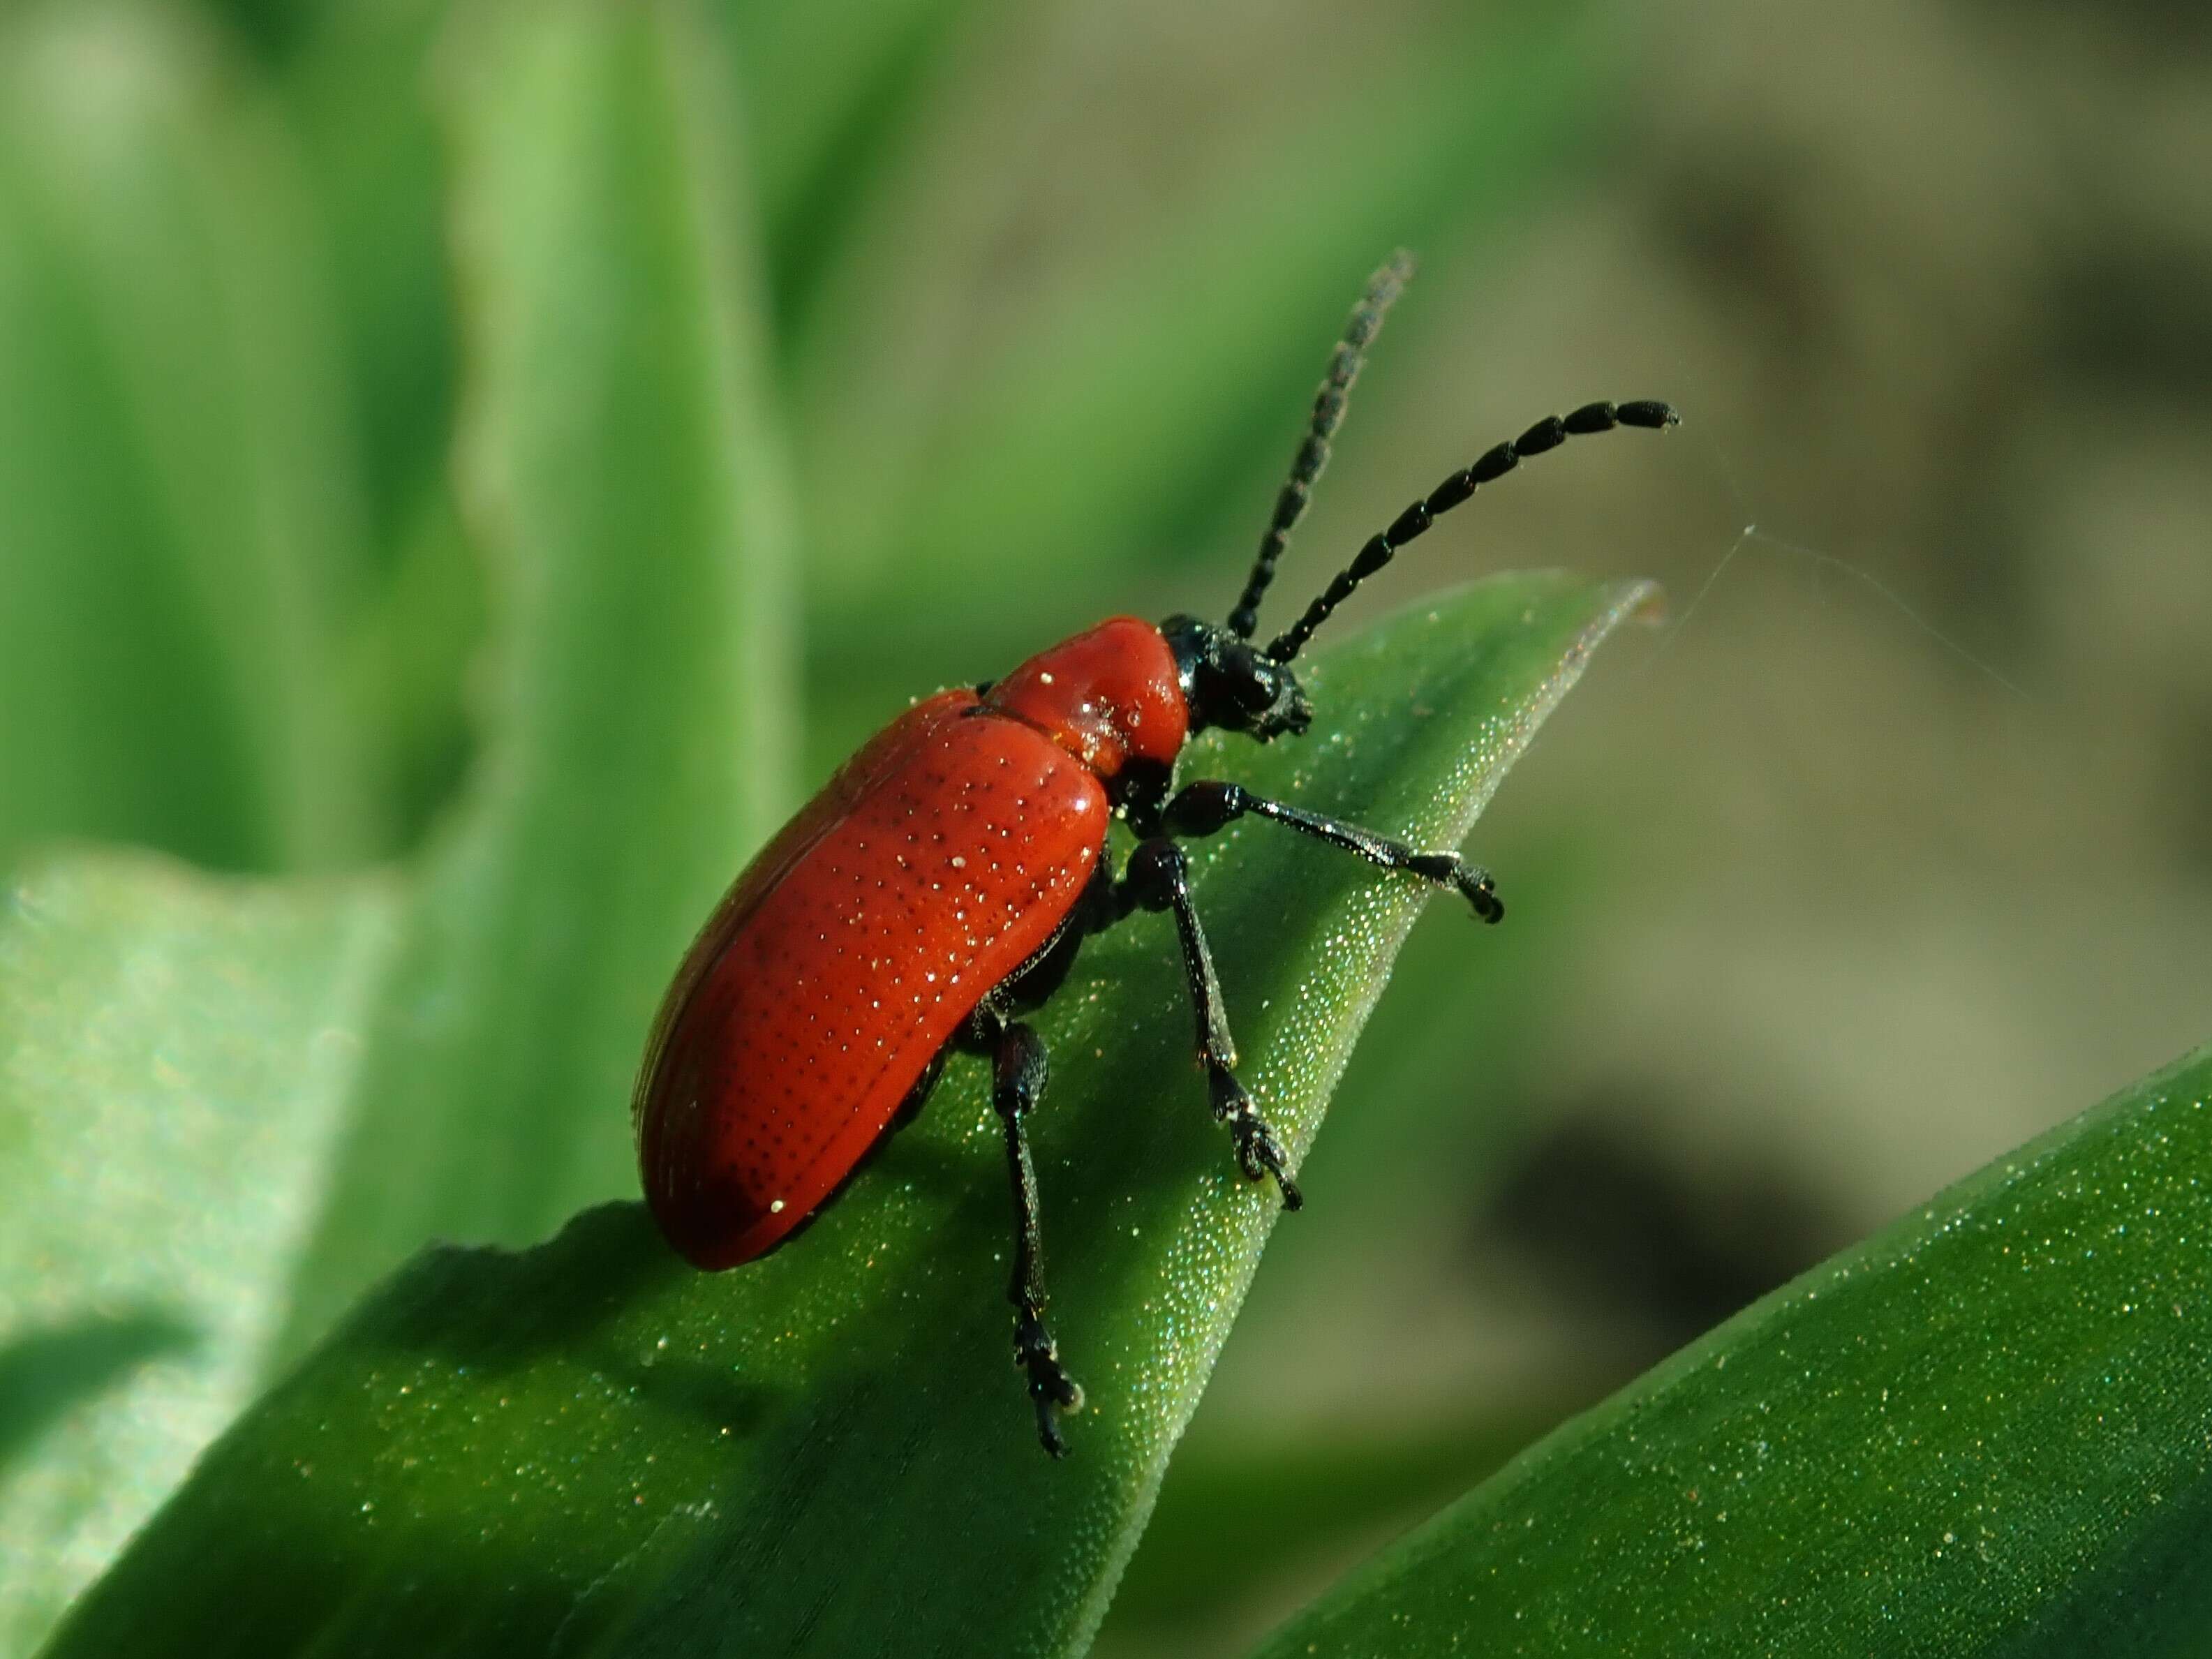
{"left": 1161, "top": 614, "right": 1312, "bottom": 743}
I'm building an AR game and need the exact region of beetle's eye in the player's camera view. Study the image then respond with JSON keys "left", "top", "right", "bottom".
{"left": 1210, "top": 643, "right": 1273, "bottom": 714}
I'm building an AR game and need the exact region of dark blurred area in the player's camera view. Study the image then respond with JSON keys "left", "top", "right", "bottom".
{"left": 1474, "top": 1102, "right": 1857, "bottom": 1353}
{"left": 3, "top": 0, "right": 2209, "bottom": 1653}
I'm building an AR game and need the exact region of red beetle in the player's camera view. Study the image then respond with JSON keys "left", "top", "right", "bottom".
{"left": 634, "top": 255, "right": 1675, "bottom": 1455}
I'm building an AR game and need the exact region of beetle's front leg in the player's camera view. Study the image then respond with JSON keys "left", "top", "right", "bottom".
{"left": 1117, "top": 839, "right": 1302, "bottom": 1211}
{"left": 1162, "top": 780, "right": 1504, "bottom": 923}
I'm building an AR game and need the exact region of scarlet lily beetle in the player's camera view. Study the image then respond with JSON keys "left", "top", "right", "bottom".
{"left": 634, "top": 253, "right": 1675, "bottom": 1456}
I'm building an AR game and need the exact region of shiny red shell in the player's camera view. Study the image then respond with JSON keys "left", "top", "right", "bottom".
{"left": 634, "top": 617, "right": 1189, "bottom": 1266}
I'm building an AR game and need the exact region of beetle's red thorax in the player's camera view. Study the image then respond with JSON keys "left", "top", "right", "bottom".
{"left": 983, "top": 616, "right": 1189, "bottom": 780}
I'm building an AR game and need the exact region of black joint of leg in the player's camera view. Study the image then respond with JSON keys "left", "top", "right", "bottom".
{"left": 1515, "top": 415, "right": 1567, "bottom": 455}
{"left": 993, "top": 1025, "right": 1046, "bottom": 1118}
{"left": 1617, "top": 399, "right": 1679, "bottom": 429}
{"left": 1469, "top": 442, "right": 1517, "bottom": 485}
{"left": 1207, "top": 1063, "right": 1249, "bottom": 1124}
{"left": 1563, "top": 400, "right": 1618, "bottom": 434}
{"left": 1124, "top": 839, "right": 1187, "bottom": 912}
{"left": 1165, "top": 780, "right": 1246, "bottom": 838}
{"left": 1349, "top": 533, "right": 1394, "bottom": 579}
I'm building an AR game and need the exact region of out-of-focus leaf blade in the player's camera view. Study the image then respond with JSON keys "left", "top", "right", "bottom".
{"left": 277, "top": 0, "right": 456, "bottom": 565}
{"left": 0, "top": 853, "right": 396, "bottom": 1655}
{"left": 45, "top": 574, "right": 1655, "bottom": 1659}
{"left": 255, "top": 0, "right": 482, "bottom": 847}
{"left": 0, "top": 4, "right": 373, "bottom": 872}
{"left": 1249, "top": 1043, "right": 2212, "bottom": 1659}
{"left": 272, "top": 0, "right": 799, "bottom": 1362}
{"left": 718, "top": 0, "right": 967, "bottom": 305}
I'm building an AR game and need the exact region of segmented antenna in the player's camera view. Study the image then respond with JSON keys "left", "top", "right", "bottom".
{"left": 1264, "top": 399, "right": 1679, "bottom": 664}
{"left": 1225, "top": 251, "right": 1416, "bottom": 641}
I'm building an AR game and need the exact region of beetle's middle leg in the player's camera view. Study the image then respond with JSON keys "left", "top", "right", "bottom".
{"left": 1161, "top": 780, "right": 1504, "bottom": 923}
{"left": 965, "top": 1004, "right": 1083, "bottom": 1457}
{"left": 1115, "top": 839, "right": 1303, "bottom": 1211}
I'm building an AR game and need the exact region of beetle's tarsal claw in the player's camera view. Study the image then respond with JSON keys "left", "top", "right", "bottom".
{"left": 1238, "top": 1118, "right": 1302, "bottom": 1210}
{"left": 1210, "top": 1066, "right": 1300, "bottom": 1207}
{"left": 1457, "top": 865, "right": 1504, "bottom": 924}
{"left": 1014, "top": 1308, "right": 1083, "bottom": 1457}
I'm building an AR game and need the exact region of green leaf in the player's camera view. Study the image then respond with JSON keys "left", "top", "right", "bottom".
{"left": 3, "top": 6, "right": 796, "bottom": 1641}
{"left": 272, "top": 0, "right": 798, "bottom": 1360}
{"left": 1249, "top": 1042, "right": 2212, "bottom": 1659}
{"left": 718, "top": 0, "right": 968, "bottom": 304}
{"left": 43, "top": 574, "right": 1655, "bottom": 1658}
{"left": 276, "top": 0, "right": 484, "bottom": 847}
{"left": 0, "top": 852, "right": 398, "bottom": 1655}
{"left": 276, "top": 0, "right": 459, "bottom": 565}
{"left": 0, "top": 3, "right": 374, "bottom": 872}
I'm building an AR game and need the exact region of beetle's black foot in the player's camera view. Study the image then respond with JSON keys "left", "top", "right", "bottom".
{"left": 1209, "top": 1066, "right": 1304, "bottom": 1210}
{"left": 1461, "top": 866, "right": 1504, "bottom": 925}
{"left": 1014, "top": 1308, "right": 1083, "bottom": 1457}
{"left": 1404, "top": 852, "right": 1503, "bottom": 923}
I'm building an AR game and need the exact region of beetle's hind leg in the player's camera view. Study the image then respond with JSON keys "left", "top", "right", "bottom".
{"left": 1162, "top": 780, "right": 1504, "bottom": 923}
{"left": 968, "top": 1006, "right": 1084, "bottom": 1457}
{"left": 1116, "top": 839, "right": 1303, "bottom": 1211}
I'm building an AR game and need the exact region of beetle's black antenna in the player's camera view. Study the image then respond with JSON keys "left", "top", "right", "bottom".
{"left": 1264, "top": 399, "right": 1680, "bottom": 664}
{"left": 1226, "top": 251, "right": 1416, "bottom": 641}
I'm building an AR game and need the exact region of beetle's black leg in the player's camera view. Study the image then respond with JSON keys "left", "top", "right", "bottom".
{"left": 972, "top": 1006, "right": 1083, "bottom": 1456}
{"left": 1119, "top": 839, "right": 1303, "bottom": 1210}
{"left": 1164, "top": 780, "right": 1505, "bottom": 923}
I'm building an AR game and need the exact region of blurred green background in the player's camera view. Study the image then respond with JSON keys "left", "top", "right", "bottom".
{"left": 4, "top": 0, "right": 2211, "bottom": 1653}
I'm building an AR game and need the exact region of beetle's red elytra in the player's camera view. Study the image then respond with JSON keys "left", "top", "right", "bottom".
{"left": 633, "top": 252, "right": 1676, "bottom": 1456}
